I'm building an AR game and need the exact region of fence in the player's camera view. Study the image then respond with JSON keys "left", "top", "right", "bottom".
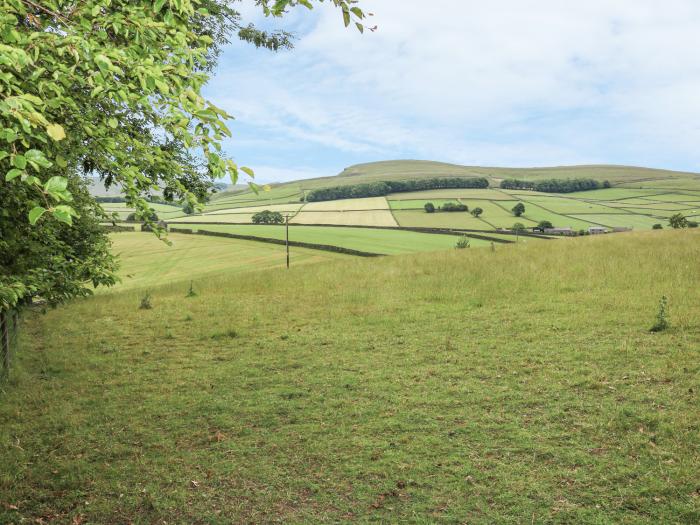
{"left": 1, "top": 309, "right": 19, "bottom": 379}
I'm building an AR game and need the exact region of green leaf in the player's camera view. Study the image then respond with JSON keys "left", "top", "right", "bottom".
{"left": 53, "top": 205, "right": 77, "bottom": 225}
{"left": 5, "top": 168, "right": 22, "bottom": 181}
{"left": 25, "top": 149, "right": 52, "bottom": 169}
{"left": 12, "top": 154, "right": 26, "bottom": 169}
{"left": 46, "top": 123, "right": 66, "bottom": 141}
{"left": 154, "top": 0, "right": 166, "bottom": 13}
{"left": 44, "top": 176, "right": 68, "bottom": 194}
{"left": 28, "top": 206, "right": 46, "bottom": 225}
{"left": 342, "top": 8, "right": 350, "bottom": 27}
{"left": 240, "top": 166, "right": 254, "bottom": 178}
{"left": 108, "top": 117, "right": 118, "bottom": 128}
{"left": 55, "top": 155, "right": 68, "bottom": 168}
{"left": 94, "top": 54, "right": 113, "bottom": 74}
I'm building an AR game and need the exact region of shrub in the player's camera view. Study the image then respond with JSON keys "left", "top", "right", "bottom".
{"left": 424, "top": 202, "right": 435, "bottom": 213}
{"left": 186, "top": 281, "right": 197, "bottom": 298}
{"left": 455, "top": 236, "right": 471, "bottom": 249}
{"left": 652, "top": 223, "right": 663, "bottom": 230}
{"left": 511, "top": 202, "right": 525, "bottom": 217}
{"left": 470, "top": 207, "right": 483, "bottom": 218}
{"left": 669, "top": 213, "right": 689, "bottom": 229}
{"left": 252, "top": 210, "right": 284, "bottom": 224}
{"left": 688, "top": 221, "right": 698, "bottom": 228}
{"left": 126, "top": 210, "right": 158, "bottom": 222}
{"left": 139, "top": 293, "right": 152, "bottom": 310}
{"left": 440, "top": 202, "right": 468, "bottom": 212}
{"left": 649, "top": 296, "right": 670, "bottom": 332}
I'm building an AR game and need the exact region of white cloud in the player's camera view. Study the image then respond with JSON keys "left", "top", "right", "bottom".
{"left": 207, "top": 0, "right": 700, "bottom": 174}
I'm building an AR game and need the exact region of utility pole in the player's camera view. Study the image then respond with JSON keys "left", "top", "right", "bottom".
{"left": 285, "top": 214, "right": 290, "bottom": 269}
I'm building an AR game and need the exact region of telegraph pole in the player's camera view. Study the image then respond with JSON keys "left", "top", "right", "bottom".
{"left": 285, "top": 214, "right": 290, "bottom": 269}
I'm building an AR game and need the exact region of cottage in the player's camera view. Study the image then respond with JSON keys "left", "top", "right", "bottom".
{"left": 588, "top": 226, "right": 608, "bottom": 235}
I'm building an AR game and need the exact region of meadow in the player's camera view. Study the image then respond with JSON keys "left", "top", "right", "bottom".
{"left": 1, "top": 229, "right": 699, "bottom": 523}
{"left": 180, "top": 224, "right": 497, "bottom": 255}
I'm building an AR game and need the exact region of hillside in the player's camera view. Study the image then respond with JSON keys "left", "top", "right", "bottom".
{"left": 1, "top": 229, "right": 699, "bottom": 523}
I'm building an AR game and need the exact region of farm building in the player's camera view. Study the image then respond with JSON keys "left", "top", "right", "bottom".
{"left": 613, "top": 226, "right": 633, "bottom": 232}
{"left": 543, "top": 227, "right": 575, "bottom": 236}
{"left": 588, "top": 226, "right": 609, "bottom": 234}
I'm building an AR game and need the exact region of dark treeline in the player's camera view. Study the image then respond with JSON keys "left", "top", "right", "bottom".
{"left": 500, "top": 178, "right": 610, "bottom": 193}
{"left": 96, "top": 196, "right": 183, "bottom": 207}
{"left": 304, "top": 177, "right": 489, "bottom": 202}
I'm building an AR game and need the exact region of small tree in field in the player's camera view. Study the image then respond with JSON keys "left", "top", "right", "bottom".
{"left": 470, "top": 207, "right": 483, "bottom": 218}
{"left": 252, "top": 210, "right": 284, "bottom": 224}
{"left": 512, "top": 222, "right": 526, "bottom": 233}
{"left": 424, "top": 202, "right": 436, "bottom": 213}
{"left": 511, "top": 202, "right": 525, "bottom": 217}
{"left": 669, "top": 214, "right": 688, "bottom": 229}
{"left": 537, "top": 220, "right": 553, "bottom": 229}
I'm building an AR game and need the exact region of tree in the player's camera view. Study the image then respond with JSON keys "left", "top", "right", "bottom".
{"left": 511, "top": 202, "right": 525, "bottom": 217}
{"left": 0, "top": 0, "right": 369, "bottom": 312}
{"left": 424, "top": 202, "right": 435, "bottom": 213}
{"left": 470, "top": 207, "right": 483, "bottom": 218}
{"left": 512, "top": 222, "right": 526, "bottom": 233}
{"left": 669, "top": 214, "right": 689, "bottom": 229}
{"left": 537, "top": 220, "right": 554, "bottom": 229}
{"left": 252, "top": 210, "right": 284, "bottom": 224}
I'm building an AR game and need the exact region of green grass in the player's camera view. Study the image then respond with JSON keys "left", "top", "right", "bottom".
{"left": 105, "top": 232, "right": 349, "bottom": 291}
{"left": 1, "top": 229, "right": 699, "bottom": 523}
{"left": 388, "top": 199, "right": 466, "bottom": 210}
{"left": 569, "top": 214, "right": 667, "bottom": 230}
{"left": 181, "top": 224, "right": 494, "bottom": 254}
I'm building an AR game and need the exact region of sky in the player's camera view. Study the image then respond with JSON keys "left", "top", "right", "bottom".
{"left": 204, "top": 0, "right": 700, "bottom": 183}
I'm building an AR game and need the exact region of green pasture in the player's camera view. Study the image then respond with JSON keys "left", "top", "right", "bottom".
{"left": 105, "top": 232, "right": 348, "bottom": 291}
{"left": 2, "top": 230, "right": 699, "bottom": 523}
{"left": 181, "top": 224, "right": 494, "bottom": 254}
{"left": 569, "top": 214, "right": 667, "bottom": 230}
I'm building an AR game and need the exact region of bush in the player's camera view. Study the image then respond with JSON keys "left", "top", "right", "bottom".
{"left": 252, "top": 210, "right": 285, "bottom": 224}
{"left": 668, "top": 213, "right": 689, "bottom": 229}
{"left": 455, "top": 236, "right": 471, "bottom": 249}
{"left": 649, "top": 296, "right": 670, "bottom": 332}
{"left": 511, "top": 202, "right": 525, "bottom": 216}
{"left": 688, "top": 221, "right": 698, "bottom": 228}
{"left": 424, "top": 202, "right": 435, "bottom": 213}
{"left": 500, "top": 178, "right": 602, "bottom": 193}
{"left": 440, "top": 202, "right": 468, "bottom": 212}
{"left": 652, "top": 223, "right": 663, "bottom": 230}
{"left": 305, "top": 177, "right": 489, "bottom": 202}
{"left": 139, "top": 293, "right": 152, "bottom": 310}
{"left": 126, "top": 210, "right": 158, "bottom": 222}
{"left": 470, "top": 207, "right": 483, "bottom": 218}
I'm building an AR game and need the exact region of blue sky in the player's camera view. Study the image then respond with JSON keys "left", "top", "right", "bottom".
{"left": 204, "top": 1, "right": 700, "bottom": 183}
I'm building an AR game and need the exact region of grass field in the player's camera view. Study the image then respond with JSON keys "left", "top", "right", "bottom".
{"left": 2, "top": 229, "right": 699, "bottom": 523}
{"left": 105, "top": 232, "right": 349, "bottom": 290}
{"left": 291, "top": 197, "right": 398, "bottom": 227}
{"left": 181, "top": 224, "right": 494, "bottom": 254}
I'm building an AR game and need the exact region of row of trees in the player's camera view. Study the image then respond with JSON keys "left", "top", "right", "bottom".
{"left": 304, "top": 177, "right": 489, "bottom": 202}
{"left": 500, "top": 178, "right": 609, "bottom": 193}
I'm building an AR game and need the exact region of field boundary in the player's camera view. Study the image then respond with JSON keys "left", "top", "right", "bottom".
{"left": 168, "top": 228, "right": 384, "bottom": 257}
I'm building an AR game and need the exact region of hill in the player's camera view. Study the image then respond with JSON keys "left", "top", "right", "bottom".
{"left": 2, "top": 229, "right": 699, "bottom": 523}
